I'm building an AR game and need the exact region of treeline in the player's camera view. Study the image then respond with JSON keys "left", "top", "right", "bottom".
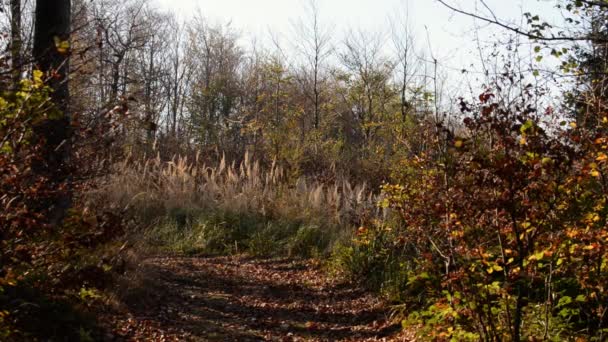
{"left": 63, "top": 0, "right": 449, "bottom": 182}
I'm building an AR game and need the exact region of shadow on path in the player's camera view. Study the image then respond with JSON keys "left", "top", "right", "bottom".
{"left": 109, "top": 256, "right": 405, "bottom": 341}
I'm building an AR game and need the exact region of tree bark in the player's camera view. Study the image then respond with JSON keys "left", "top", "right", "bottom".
{"left": 10, "top": 0, "right": 22, "bottom": 89}
{"left": 32, "top": 0, "right": 72, "bottom": 225}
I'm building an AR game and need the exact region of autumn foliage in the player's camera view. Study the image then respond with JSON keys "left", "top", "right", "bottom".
{"left": 0, "top": 70, "right": 127, "bottom": 339}
{"left": 347, "top": 72, "right": 607, "bottom": 340}
{"left": 5, "top": 0, "right": 608, "bottom": 340}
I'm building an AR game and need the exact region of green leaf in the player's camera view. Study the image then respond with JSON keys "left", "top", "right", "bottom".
{"left": 557, "top": 296, "right": 572, "bottom": 308}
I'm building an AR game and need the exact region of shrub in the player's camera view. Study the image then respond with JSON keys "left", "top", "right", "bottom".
{"left": 0, "top": 72, "right": 131, "bottom": 340}
{"left": 364, "top": 82, "right": 608, "bottom": 341}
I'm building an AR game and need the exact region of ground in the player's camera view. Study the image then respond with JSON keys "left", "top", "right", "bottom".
{"left": 100, "top": 256, "right": 412, "bottom": 341}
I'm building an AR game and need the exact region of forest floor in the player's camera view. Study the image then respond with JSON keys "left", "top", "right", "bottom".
{"left": 99, "top": 255, "right": 412, "bottom": 341}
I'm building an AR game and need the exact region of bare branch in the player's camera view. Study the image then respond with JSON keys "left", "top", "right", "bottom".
{"left": 436, "top": 0, "right": 608, "bottom": 43}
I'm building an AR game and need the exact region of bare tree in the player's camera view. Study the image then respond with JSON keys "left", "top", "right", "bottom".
{"left": 389, "top": 7, "right": 419, "bottom": 123}
{"left": 92, "top": 0, "right": 150, "bottom": 103}
{"left": 292, "top": 0, "right": 333, "bottom": 130}
{"left": 164, "top": 15, "right": 191, "bottom": 139}
{"left": 133, "top": 7, "right": 170, "bottom": 147}
{"left": 186, "top": 15, "right": 243, "bottom": 148}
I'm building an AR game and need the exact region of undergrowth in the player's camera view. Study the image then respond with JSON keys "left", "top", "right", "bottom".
{"left": 145, "top": 210, "right": 339, "bottom": 258}
{"left": 91, "top": 153, "right": 381, "bottom": 259}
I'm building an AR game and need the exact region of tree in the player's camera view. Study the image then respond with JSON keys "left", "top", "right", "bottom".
{"left": 10, "top": 0, "right": 22, "bottom": 88}
{"left": 292, "top": 0, "right": 333, "bottom": 131}
{"left": 389, "top": 8, "right": 419, "bottom": 123}
{"left": 186, "top": 16, "right": 243, "bottom": 150}
{"left": 32, "top": 0, "right": 72, "bottom": 224}
{"left": 165, "top": 15, "right": 191, "bottom": 140}
{"left": 567, "top": 7, "right": 608, "bottom": 130}
{"left": 133, "top": 7, "right": 170, "bottom": 149}
{"left": 339, "top": 29, "right": 394, "bottom": 145}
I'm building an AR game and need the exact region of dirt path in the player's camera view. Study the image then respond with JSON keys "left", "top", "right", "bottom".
{"left": 102, "top": 256, "right": 410, "bottom": 341}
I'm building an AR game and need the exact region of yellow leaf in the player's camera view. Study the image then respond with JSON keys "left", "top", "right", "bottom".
{"left": 597, "top": 153, "right": 608, "bottom": 162}
{"left": 33, "top": 69, "right": 43, "bottom": 82}
{"left": 570, "top": 122, "right": 577, "bottom": 129}
{"left": 54, "top": 36, "right": 70, "bottom": 54}
{"left": 454, "top": 140, "right": 463, "bottom": 148}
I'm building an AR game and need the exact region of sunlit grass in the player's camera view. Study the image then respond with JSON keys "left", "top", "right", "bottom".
{"left": 89, "top": 152, "right": 384, "bottom": 257}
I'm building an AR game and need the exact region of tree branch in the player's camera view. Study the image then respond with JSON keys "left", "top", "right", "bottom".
{"left": 436, "top": 0, "right": 608, "bottom": 43}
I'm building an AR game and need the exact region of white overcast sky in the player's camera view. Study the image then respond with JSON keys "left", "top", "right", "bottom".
{"left": 152, "top": 0, "right": 564, "bottom": 96}
{"left": 152, "top": 0, "right": 558, "bottom": 50}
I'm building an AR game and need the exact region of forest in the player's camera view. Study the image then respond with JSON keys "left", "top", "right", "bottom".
{"left": 1, "top": 0, "right": 608, "bottom": 340}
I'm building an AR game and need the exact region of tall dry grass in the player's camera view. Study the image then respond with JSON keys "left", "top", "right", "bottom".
{"left": 89, "top": 152, "right": 383, "bottom": 255}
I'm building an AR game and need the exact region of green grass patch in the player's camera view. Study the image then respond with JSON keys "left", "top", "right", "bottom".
{"left": 143, "top": 209, "right": 345, "bottom": 259}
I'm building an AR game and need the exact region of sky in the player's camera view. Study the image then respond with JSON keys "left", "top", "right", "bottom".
{"left": 152, "top": 0, "right": 565, "bottom": 96}
{"left": 151, "top": 0, "right": 560, "bottom": 48}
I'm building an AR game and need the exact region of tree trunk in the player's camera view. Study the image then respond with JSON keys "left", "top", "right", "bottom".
{"left": 145, "top": 47, "right": 155, "bottom": 148}
{"left": 313, "top": 55, "right": 320, "bottom": 130}
{"left": 10, "top": 0, "right": 22, "bottom": 89}
{"left": 32, "top": 0, "right": 72, "bottom": 225}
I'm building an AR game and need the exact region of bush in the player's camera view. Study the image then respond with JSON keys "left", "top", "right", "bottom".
{"left": 334, "top": 80, "right": 608, "bottom": 341}
{"left": 0, "top": 71, "right": 144, "bottom": 340}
